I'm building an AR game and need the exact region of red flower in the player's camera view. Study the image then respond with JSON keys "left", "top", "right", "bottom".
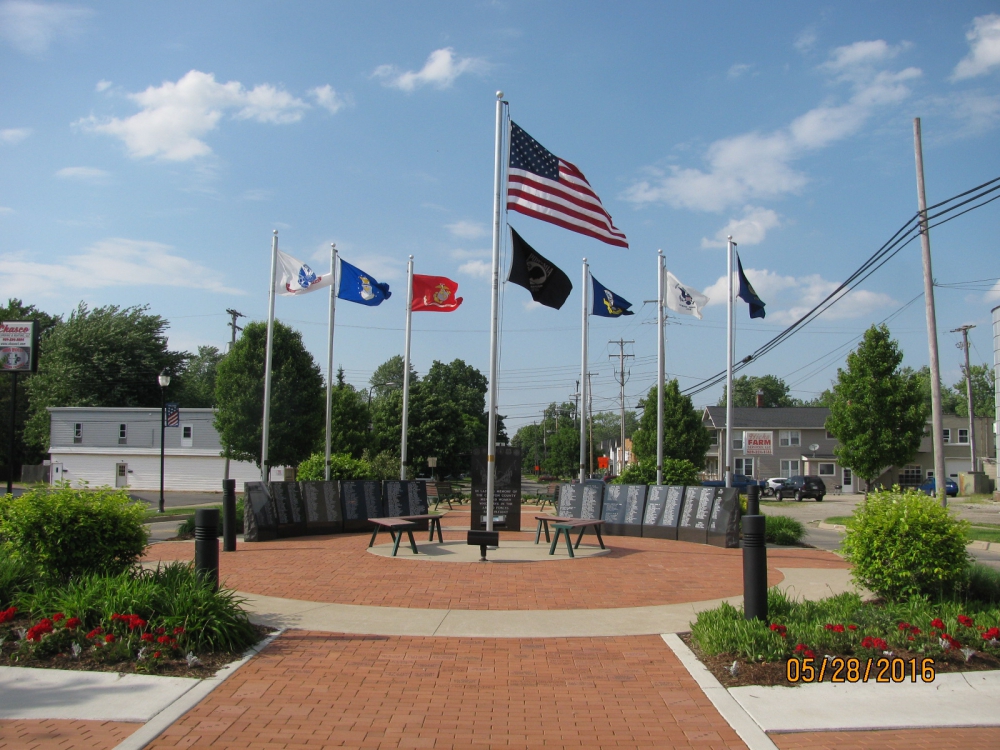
{"left": 64, "top": 617, "right": 81, "bottom": 630}
{"left": 832, "top": 624, "right": 845, "bottom": 633}
{"left": 794, "top": 643, "right": 808, "bottom": 653}
{"left": 155, "top": 627, "right": 165, "bottom": 635}
{"left": 104, "top": 633, "right": 115, "bottom": 644}
{"left": 931, "top": 618, "right": 946, "bottom": 630}
{"left": 861, "top": 636, "right": 874, "bottom": 649}
{"left": 157, "top": 635, "right": 171, "bottom": 644}
{"left": 153, "top": 651, "right": 162, "bottom": 659}
{"left": 898, "top": 622, "right": 911, "bottom": 631}
{"left": 26, "top": 618, "right": 54, "bottom": 642}
{"left": 804, "top": 649, "right": 815, "bottom": 658}
{"left": 0, "top": 606, "right": 17, "bottom": 624}
{"left": 982, "top": 627, "right": 1000, "bottom": 640}
{"left": 127, "top": 616, "right": 147, "bottom": 631}
{"left": 958, "top": 615, "right": 974, "bottom": 628}
{"left": 873, "top": 638, "right": 888, "bottom": 650}
{"left": 111, "top": 613, "right": 122, "bottom": 621}
{"left": 86, "top": 627, "right": 103, "bottom": 639}
{"left": 847, "top": 625, "right": 857, "bottom": 631}
{"left": 942, "top": 634, "right": 961, "bottom": 650}
{"left": 173, "top": 627, "right": 185, "bottom": 635}
{"left": 52, "top": 613, "right": 65, "bottom": 623}
{"left": 141, "top": 633, "right": 154, "bottom": 642}
{"left": 770, "top": 623, "right": 787, "bottom": 637}
{"left": 910, "top": 627, "right": 921, "bottom": 635}
{"left": 824, "top": 624, "right": 834, "bottom": 631}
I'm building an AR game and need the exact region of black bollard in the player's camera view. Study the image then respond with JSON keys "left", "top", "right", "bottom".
{"left": 194, "top": 508, "right": 220, "bottom": 590}
{"left": 742, "top": 510, "right": 768, "bottom": 622}
{"left": 222, "top": 479, "right": 237, "bottom": 552}
{"left": 746, "top": 482, "right": 760, "bottom": 516}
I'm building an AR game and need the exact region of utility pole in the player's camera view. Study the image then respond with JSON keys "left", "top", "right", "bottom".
{"left": 223, "top": 309, "right": 245, "bottom": 482}
{"left": 952, "top": 324, "right": 978, "bottom": 473}
{"left": 571, "top": 380, "right": 581, "bottom": 429}
{"left": 913, "top": 118, "right": 947, "bottom": 506}
{"left": 609, "top": 339, "right": 634, "bottom": 474}
{"left": 588, "top": 371, "right": 596, "bottom": 476}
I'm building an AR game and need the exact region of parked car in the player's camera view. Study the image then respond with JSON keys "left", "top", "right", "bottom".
{"left": 918, "top": 477, "right": 959, "bottom": 497}
{"left": 702, "top": 474, "right": 767, "bottom": 493}
{"left": 775, "top": 475, "right": 826, "bottom": 502}
{"left": 764, "top": 477, "right": 788, "bottom": 497}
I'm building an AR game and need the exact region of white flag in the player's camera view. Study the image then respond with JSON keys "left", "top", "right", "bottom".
{"left": 664, "top": 270, "right": 708, "bottom": 319}
{"left": 275, "top": 249, "right": 333, "bottom": 296}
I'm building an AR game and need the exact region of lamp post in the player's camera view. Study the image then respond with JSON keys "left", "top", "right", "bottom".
{"left": 158, "top": 369, "right": 170, "bottom": 513}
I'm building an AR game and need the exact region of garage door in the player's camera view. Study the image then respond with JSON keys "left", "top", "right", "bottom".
{"left": 945, "top": 459, "right": 970, "bottom": 479}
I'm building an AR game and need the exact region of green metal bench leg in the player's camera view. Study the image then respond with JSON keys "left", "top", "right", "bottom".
{"left": 406, "top": 530, "right": 418, "bottom": 554}
{"left": 390, "top": 529, "right": 403, "bottom": 557}
{"left": 563, "top": 528, "right": 575, "bottom": 558}
{"left": 429, "top": 517, "right": 443, "bottom": 543}
{"left": 368, "top": 526, "right": 380, "bottom": 548}
{"left": 534, "top": 518, "right": 543, "bottom": 544}
{"left": 594, "top": 526, "right": 605, "bottom": 549}
{"left": 548, "top": 528, "right": 560, "bottom": 555}
{"left": 575, "top": 526, "right": 586, "bottom": 549}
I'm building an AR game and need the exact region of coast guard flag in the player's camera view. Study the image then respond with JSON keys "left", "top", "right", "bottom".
{"left": 736, "top": 253, "right": 766, "bottom": 319}
{"left": 338, "top": 258, "right": 391, "bottom": 306}
{"left": 507, "top": 227, "right": 573, "bottom": 310}
{"left": 275, "top": 249, "right": 333, "bottom": 296}
{"left": 507, "top": 122, "right": 628, "bottom": 248}
{"left": 412, "top": 274, "right": 463, "bottom": 312}
{"left": 664, "top": 271, "right": 709, "bottom": 320}
{"left": 591, "top": 275, "right": 634, "bottom": 317}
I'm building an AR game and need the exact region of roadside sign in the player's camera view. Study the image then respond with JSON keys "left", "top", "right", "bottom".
{"left": 0, "top": 321, "right": 38, "bottom": 372}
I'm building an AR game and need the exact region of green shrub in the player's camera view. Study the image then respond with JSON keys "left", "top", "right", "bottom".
{"left": 0, "top": 486, "right": 148, "bottom": 582}
{"left": 967, "top": 563, "right": 1000, "bottom": 605}
{"left": 841, "top": 486, "right": 970, "bottom": 601}
{"left": 764, "top": 515, "right": 805, "bottom": 545}
{"left": 0, "top": 554, "right": 31, "bottom": 606}
{"left": 297, "top": 452, "right": 372, "bottom": 480}
{"left": 612, "top": 458, "right": 699, "bottom": 485}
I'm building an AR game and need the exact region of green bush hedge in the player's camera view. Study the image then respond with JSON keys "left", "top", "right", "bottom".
{"left": 842, "top": 486, "right": 970, "bottom": 601}
{"left": 0, "top": 486, "right": 148, "bottom": 582}
{"left": 764, "top": 515, "right": 804, "bottom": 545}
{"left": 612, "top": 458, "right": 699, "bottom": 486}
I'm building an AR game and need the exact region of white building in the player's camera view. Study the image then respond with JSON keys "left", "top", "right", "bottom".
{"left": 48, "top": 407, "right": 261, "bottom": 492}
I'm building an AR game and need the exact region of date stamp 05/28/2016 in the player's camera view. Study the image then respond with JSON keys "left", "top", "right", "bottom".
{"left": 786, "top": 657, "right": 936, "bottom": 684}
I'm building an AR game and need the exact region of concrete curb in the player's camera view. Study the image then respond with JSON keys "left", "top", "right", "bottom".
{"left": 816, "top": 522, "right": 847, "bottom": 532}
{"left": 661, "top": 633, "right": 777, "bottom": 750}
{"left": 112, "top": 628, "right": 284, "bottom": 750}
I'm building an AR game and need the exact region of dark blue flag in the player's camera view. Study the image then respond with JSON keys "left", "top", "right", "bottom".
{"left": 736, "top": 253, "right": 766, "bottom": 319}
{"left": 338, "top": 258, "right": 391, "bottom": 306}
{"left": 591, "top": 275, "right": 634, "bottom": 317}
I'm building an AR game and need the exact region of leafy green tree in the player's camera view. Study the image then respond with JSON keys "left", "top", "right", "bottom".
{"left": 25, "top": 303, "right": 186, "bottom": 450}
{"left": 613, "top": 458, "right": 699, "bottom": 486}
{"left": 953, "top": 364, "right": 996, "bottom": 418}
{"left": 214, "top": 321, "right": 324, "bottom": 469}
{"left": 632, "top": 380, "right": 712, "bottom": 468}
{"left": 421, "top": 359, "right": 490, "bottom": 470}
{"left": 544, "top": 425, "right": 584, "bottom": 478}
{"left": 718, "top": 374, "right": 797, "bottom": 407}
{"left": 0, "top": 299, "right": 60, "bottom": 479}
{"left": 174, "top": 345, "right": 224, "bottom": 408}
{"left": 825, "top": 325, "right": 926, "bottom": 490}
{"left": 590, "top": 410, "right": 639, "bottom": 445}
{"left": 325, "top": 367, "right": 368, "bottom": 458}
{"left": 903, "top": 366, "right": 961, "bottom": 415}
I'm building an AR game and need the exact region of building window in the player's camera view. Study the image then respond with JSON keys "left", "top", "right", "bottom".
{"left": 709, "top": 431, "right": 718, "bottom": 445}
{"left": 732, "top": 435, "right": 743, "bottom": 450}
{"left": 73, "top": 423, "right": 82, "bottom": 444}
{"left": 818, "top": 462, "right": 835, "bottom": 476}
{"left": 843, "top": 467, "right": 853, "bottom": 488}
{"left": 779, "top": 430, "right": 801, "bottom": 447}
{"left": 735, "top": 457, "right": 754, "bottom": 476}
{"left": 780, "top": 459, "right": 800, "bottom": 476}
{"left": 900, "top": 465, "right": 922, "bottom": 486}
{"left": 826, "top": 430, "right": 836, "bottom": 439}
{"left": 942, "top": 429, "right": 951, "bottom": 444}
{"left": 181, "top": 424, "right": 193, "bottom": 448}
{"left": 118, "top": 424, "right": 127, "bottom": 445}
{"left": 958, "top": 429, "right": 969, "bottom": 444}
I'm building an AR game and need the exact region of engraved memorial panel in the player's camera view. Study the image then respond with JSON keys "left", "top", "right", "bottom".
{"left": 470, "top": 446, "right": 522, "bottom": 531}
{"left": 707, "top": 487, "right": 741, "bottom": 548}
{"left": 340, "top": 480, "right": 384, "bottom": 532}
{"left": 243, "top": 481, "right": 277, "bottom": 542}
{"left": 678, "top": 486, "right": 716, "bottom": 544}
{"left": 601, "top": 484, "right": 646, "bottom": 536}
{"left": 580, "top": 481, "right": 604, "bottom": 520}
{"left": 645, "top": 485, "right": 685, "bottom": 540}
{"left": 382, "top": 480, "right": 429, "bottom": 531}
{"left": 300, "top": 481, "right": 343, "bottom": 534}
{"left": 269, "top": 481, "right": 306, "bottom": 537}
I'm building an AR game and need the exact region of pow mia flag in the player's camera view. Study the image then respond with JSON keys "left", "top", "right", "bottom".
{"left": 507, "top": 227, "right": 573, "bottom": 310}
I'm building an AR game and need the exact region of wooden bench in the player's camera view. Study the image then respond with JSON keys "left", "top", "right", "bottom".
{"left": 533, "top": 515, "right": 576, "bottom": 544}
{"left": 427, "top": 481, "right": 462, "bottom": 511}
{"left": 548, "top": 519, "right": 606, "bottom": 558}
{"left": 538, "top": 483, "right": 560, "bottom": 511}
{"left": 367, "top": 518, "right": 419, "bottom": 556}
{"left": 398, "top": 514, "right": 444, "bottom": 543}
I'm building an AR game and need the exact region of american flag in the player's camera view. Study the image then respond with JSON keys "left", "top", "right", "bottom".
{"left": 507, "top": 122, "right": 628, "bottom": 248}
{"left": 165, "top": 403, "right": 179, "bottom": 427}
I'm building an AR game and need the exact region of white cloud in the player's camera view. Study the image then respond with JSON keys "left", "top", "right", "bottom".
{"left": 95, "top": 79, "right": 111, "bottom": 92}
{"left": 986, "top": 279, "right": 1000, "bottom": 303}
{"left": 446, "top": 220, "right": 488, "bottom": 239}
{"left": 458, "top": 259, "right": 491, "bottom": 278}
{"left": 931, "top": 90, "right": 1000, "bottom": 136}
{"left": 0, "top": 238, "right": 244, "bottom": 297}
{"left": 450, "top": 247, "right": 490, "bottom": 260}
{"left": 794, "top": 28, "right": 818, "bottom": 54}
{"left": 702, "top": 267, "right": 895, "bottom": 323}
{"left": 374, "top": 47, "right": 486, "bottom": 92}
{"left": 55, "top": 166, "right": 109, "bottom": 182}
{"left": 952, "top": 14, "right": 1000, "bottom": 80}
{"left": 0, "top": 1, "right": 91, "bottom": 54}
{"left": 727, "top": 63, "right": 753, "bottom": 79}
{"left": 77, "top": 70, "right": 310, "bottom": 161}
{"left": 1, "top": 127, "right": 31, "bottom": 144}
{"left": 625, "top": 41, "right": 921, "bottom": 213}
{"left": 701, "top": 206, "right": 781, "bottom": 248}
{"left": 0, "top": 206, "right": 13, "bottom": 215}
{"left": 309, "top": 84, "right": 346, "bottom": 114}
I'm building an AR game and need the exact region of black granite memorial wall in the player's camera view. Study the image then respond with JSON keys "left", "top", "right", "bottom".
{"left": 677, "top": 486, "right": 716, "bottom": 544}
{"left": 340, "top": 480, "right": 384, "bottom": 532}
{"left": 601, "top": 484, "right": 646, "bottom": 536}
{"left": 243, "top": 481, "right": 277, "bottom": 542}
{"left": 269, "top": 481, "right": 307, "bottom": 537}
{"left": 300, "top": 481, "right": 343, "bottom": 534}
{"left": 707, "top": 487, "right": 741, "bottom": 548}
{"left": 639, "top": 485, "right": 681, "bottom": 539}
{"left": 470, "top": 446, "right": 522, "bottom": 530}
{"left": 382, "top": 480, "right": 429, "bottom": 530}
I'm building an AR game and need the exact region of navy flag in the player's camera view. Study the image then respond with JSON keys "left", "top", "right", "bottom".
{"left": 338, "top": 258, "right": 391, "bottom": 306}
{"left": 507, "top": 227, "right": 573, "bottom": 310}
{"left": 736, "top": 253, "right": 766, "bottom": 319}
{"left": 591, "top": 275, "right": 634, "bottom": 317}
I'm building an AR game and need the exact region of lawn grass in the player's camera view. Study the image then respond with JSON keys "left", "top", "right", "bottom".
{"left": 968, "top": 527, "right": 1000, "bottom": 544}
{"left": 823, "top": 515, "right": 854, "bottom": 526}
{"left": 143, "top": 504, "right": 221, "bottom": 521}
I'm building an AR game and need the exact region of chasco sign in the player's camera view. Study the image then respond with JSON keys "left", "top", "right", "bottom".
{"left": 0, "top": 321, "right": 37, "bottom": 372}
{"left": 743, "top": 431, "right": 774, "bottom": 455}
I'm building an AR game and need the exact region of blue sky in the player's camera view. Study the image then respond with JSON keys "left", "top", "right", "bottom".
{"left": 1, "top": 1, "right": 998, "bottom": 432}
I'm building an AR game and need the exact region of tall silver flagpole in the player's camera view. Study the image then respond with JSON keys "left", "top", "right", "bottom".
{"left": 579, "top": 258, "right": 589, "bottom": 483}
{"left": 400, "top": 255, "right": 414, "bottom": 481}
{"left": 324, "top": 243, "right": 338, "bottom": 481}
{"left": 656, "top": 250, "right": 664, "bottom": 486}
{"left": 485, "top": 92, "right": 506, "bottom": 533}
{"left": 261, "top": 230, "right": 279, "bottom": 483}
{"left": 725, "top": 235, "right": 734, "bottom": 489}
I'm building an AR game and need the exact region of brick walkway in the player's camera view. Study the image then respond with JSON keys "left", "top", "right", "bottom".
{"left": 0, "top": 719, "right": 139, "bottom": 750}
{"left": 771, "top": 727, "right": 1000, "bottom": 749}
{"left": 143, "top": 531, "right": 844, "bottom": 610}
{"left": 147, "top": 632, "right": 749, "bottom": 750}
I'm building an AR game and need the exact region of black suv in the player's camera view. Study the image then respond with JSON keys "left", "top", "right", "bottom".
{"left": 775, "top": 475, "right": 826, "bottom": 502}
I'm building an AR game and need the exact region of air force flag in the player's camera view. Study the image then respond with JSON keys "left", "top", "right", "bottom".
{"left": 338, "top": 258, "right": 391, "bottom": 306}
{"left": 276, "top": 249, "right": 333, "bottom": 296}
{"left": 664, "top": 271, "right": 709, "bottom": 320}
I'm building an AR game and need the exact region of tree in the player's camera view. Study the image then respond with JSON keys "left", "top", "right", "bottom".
{"left": 717, "top": 374, "right": 797, "bottom": 408}
{"left": 214, "top": 321, "right": 324, "bottom": 469}
{"left": 25, "top": 303, "right": 186, "bottom": 450}
{"left": 174, "top": 345, "right": 224, "bottom": 407}
{"left": 545, "top": 425, "right": 584, "bottom": 478}
{"left": 825, "top": 325, "right": 926, "bottom": 489}
{"left": 0, "top": 299, "right": 60, "bottom": 479}
{"left": 326, "top": 367, "right": 368, "bottom": 458}
{"left": 904, "top": 366, "right": 961, "bottom": 415}
{"left": 632, "top": 380, "right": 712, "bottom": 467}
{"left": 590, "top": 410, "right": 639, "bottom": 445}
{"left": 953, "top": 364, "right": 996, "bottom": 418}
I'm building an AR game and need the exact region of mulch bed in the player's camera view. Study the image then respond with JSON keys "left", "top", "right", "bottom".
{"left": 679, "top": 632, "right": 1000, "bottom": 688}
{"left": 1, "top": 614, "right": 273, "bottom": 679}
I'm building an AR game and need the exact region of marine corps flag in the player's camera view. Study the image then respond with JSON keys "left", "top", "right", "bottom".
{"left": 412, "top": 274, "right": 463, "bottom": 312}
{"left": 507, "top": 227, "right": 573, "bottom": 310}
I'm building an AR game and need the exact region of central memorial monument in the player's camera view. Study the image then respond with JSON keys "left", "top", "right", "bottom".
{"left": 471, "top": 445, "right": 522, "bottom": 531}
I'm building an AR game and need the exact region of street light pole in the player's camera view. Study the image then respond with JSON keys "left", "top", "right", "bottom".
{"left": 158, "top": 369, "right": 170, "bottom": 513}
